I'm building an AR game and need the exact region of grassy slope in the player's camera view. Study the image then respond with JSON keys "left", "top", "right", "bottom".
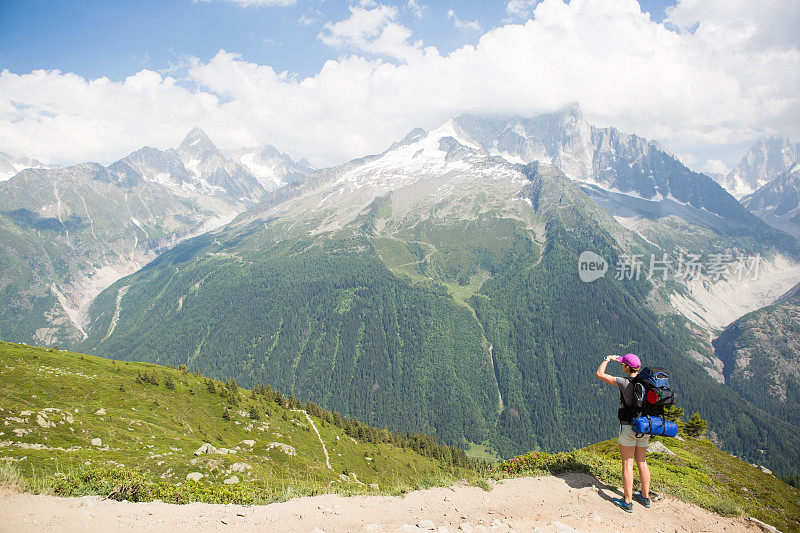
{"left": 0, "top": 341, "right": 480, "bottom": 504}
{"left": 500, "top": 437, "right": 800, "bottom": 532}
{"left": 2, "top": 341, "right": 798, "bottom": 531}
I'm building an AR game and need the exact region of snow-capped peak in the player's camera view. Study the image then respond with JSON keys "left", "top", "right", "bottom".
{"left": 0, "top": 151, "right": 52, "bottom": 182}
{"left": 327, "top": 118, "right": 522, "bottom": 194}
{"left": 233, "top": 144, "right": 313, "bottom": 191}
{"left": 178, "top": 128, "right": 218, "bottom": 159}
{"left": 717, "top": 135, "right": 800, "bottom": 199}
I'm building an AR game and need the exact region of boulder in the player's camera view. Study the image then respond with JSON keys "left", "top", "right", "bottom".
{"left": 648, "top": 441, "right": 676, "bottom": 456}
{"left": 91, "top": 438, "right": 102, "bottom": 446}
{"left": 758, "top": 465, "right": 773, "bottom": 475}
{"left": 241, "top": 439, "right": 255, "bottom": 447}
{"left": 36, "top": 414, "right": 51, "bottom": 428}
{"left": 230, "top": 463, "right": 252, "bottom": 473}
{"left": 223, "top": 475, "right": 240, "bottom": 485}
{"left": 265, "top": 442, "right": 297, "bottom": 456}
{"left": 186, "top": 472, "right": 203, "bottom": 482}
{"left": 194, "top": 442, "right": 217, "bottom": 455}
{"left": 94, "top": 408, "right": 106, "bottom": 416}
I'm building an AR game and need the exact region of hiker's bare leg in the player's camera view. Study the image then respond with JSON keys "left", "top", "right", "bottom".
{"left": 619, "top": 444, "right": 635, "bottom": 503}
{"left": 635, "top": 445, "right": 650, "bottom": 498}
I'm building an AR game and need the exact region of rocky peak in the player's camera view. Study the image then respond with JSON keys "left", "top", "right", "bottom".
{"left": 177, "top": 128, "right": 219, "bottom": 160}
{"left": 719, "top": 135, "right": 800, "bottom": 199}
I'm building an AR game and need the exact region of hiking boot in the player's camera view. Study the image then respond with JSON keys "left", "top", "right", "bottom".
{"left": 634, "top": 491, "right": 651, "bottom": 508}
{"left": 612, "top": 497, "right": 633, "bottom": 513}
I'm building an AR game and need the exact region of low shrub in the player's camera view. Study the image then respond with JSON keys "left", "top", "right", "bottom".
{"left": 499, "top": 450, "right": 598, "bottom": 476}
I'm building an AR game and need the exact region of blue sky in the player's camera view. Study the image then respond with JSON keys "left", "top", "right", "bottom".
{"left": 0, "top": 0, "right": 675, "bottom": 81}
{"left": 0, "top": 0, "right": 796, "bottom": 174}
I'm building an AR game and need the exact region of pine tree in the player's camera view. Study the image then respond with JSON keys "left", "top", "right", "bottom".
{"left": 684, "top": 412, "right": 708, "bottom": 438}
{"left": 663, "top": 404, "right": 684, "bottom": 430}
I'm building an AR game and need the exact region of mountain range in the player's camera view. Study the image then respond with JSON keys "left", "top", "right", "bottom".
{"left": 0, "top": 131, "right": 310, "bottom": 347}
{"left": 2, "top": 105, "right": 800, "bottom": 475}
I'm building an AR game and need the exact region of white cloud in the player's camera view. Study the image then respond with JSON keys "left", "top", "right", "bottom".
{"left": 318, "top": 3, "right": 424, "bottom": 61}
{"left": 1, "top": 0, "right": 798, "bottom": 169}
{"left": 676, "top": 152, "right": 699, "bottom": 169}
{"left": 667, "top": 0, "right": 800, "bottom": 51}
{"left": 447, "top": 9, "right": 481, "bottom": 32}
{"left": 702, "top": 159, "right": 730, "bottom": 175}
{"left": 506, "top": 0, "right": 539, "bottom": 19}
{"left": 406, "top": 0, "right": 426, "bottom": 20}
{"left": 197, "top": 0, "right": 296, "bottom": 7}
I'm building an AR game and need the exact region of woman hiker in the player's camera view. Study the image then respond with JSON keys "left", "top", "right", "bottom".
{"left": 595, "top": 353, "right": 652, "bottom": 512}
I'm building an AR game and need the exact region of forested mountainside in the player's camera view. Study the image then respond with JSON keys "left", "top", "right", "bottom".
{"left": 77, "top": 142, "right": 800, "bottom": 476}
{"left": 714, "top": 292, "right": 800, "bottom": 428}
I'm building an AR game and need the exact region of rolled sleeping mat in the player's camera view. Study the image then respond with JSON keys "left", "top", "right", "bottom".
{"left": 632, "top": 416, "right": 678, "bottom": 438}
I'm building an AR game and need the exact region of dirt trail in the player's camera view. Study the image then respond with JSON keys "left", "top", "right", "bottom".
{"left": 293, "top": 408, "right": 332, "bottom": 470}
{"left": 0, "top": 473, "right": 761, "bottom": 532}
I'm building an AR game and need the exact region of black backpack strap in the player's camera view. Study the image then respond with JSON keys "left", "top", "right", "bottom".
{"left": 618, "top": 390, "right": 633, "bottom": 423}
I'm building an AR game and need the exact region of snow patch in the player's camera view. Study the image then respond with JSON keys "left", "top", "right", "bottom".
{"left": 579, "top": 180, "right": 663, "bottom": 202}
{"left": 238, "top": 152, "right": 284, "bottom": 190}
{"left": 333, "top": 119, "right": 517, "bottom": 193}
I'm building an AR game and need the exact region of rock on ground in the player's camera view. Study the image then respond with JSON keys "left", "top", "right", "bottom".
{"left": 265, "top": 442, "right": 296, "bottom": 456}
{"left": 647, "top": 441, "right": 676, "bottom": 455}
{"left": 194, "top": 443, "right": 217, "bottom": 456}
